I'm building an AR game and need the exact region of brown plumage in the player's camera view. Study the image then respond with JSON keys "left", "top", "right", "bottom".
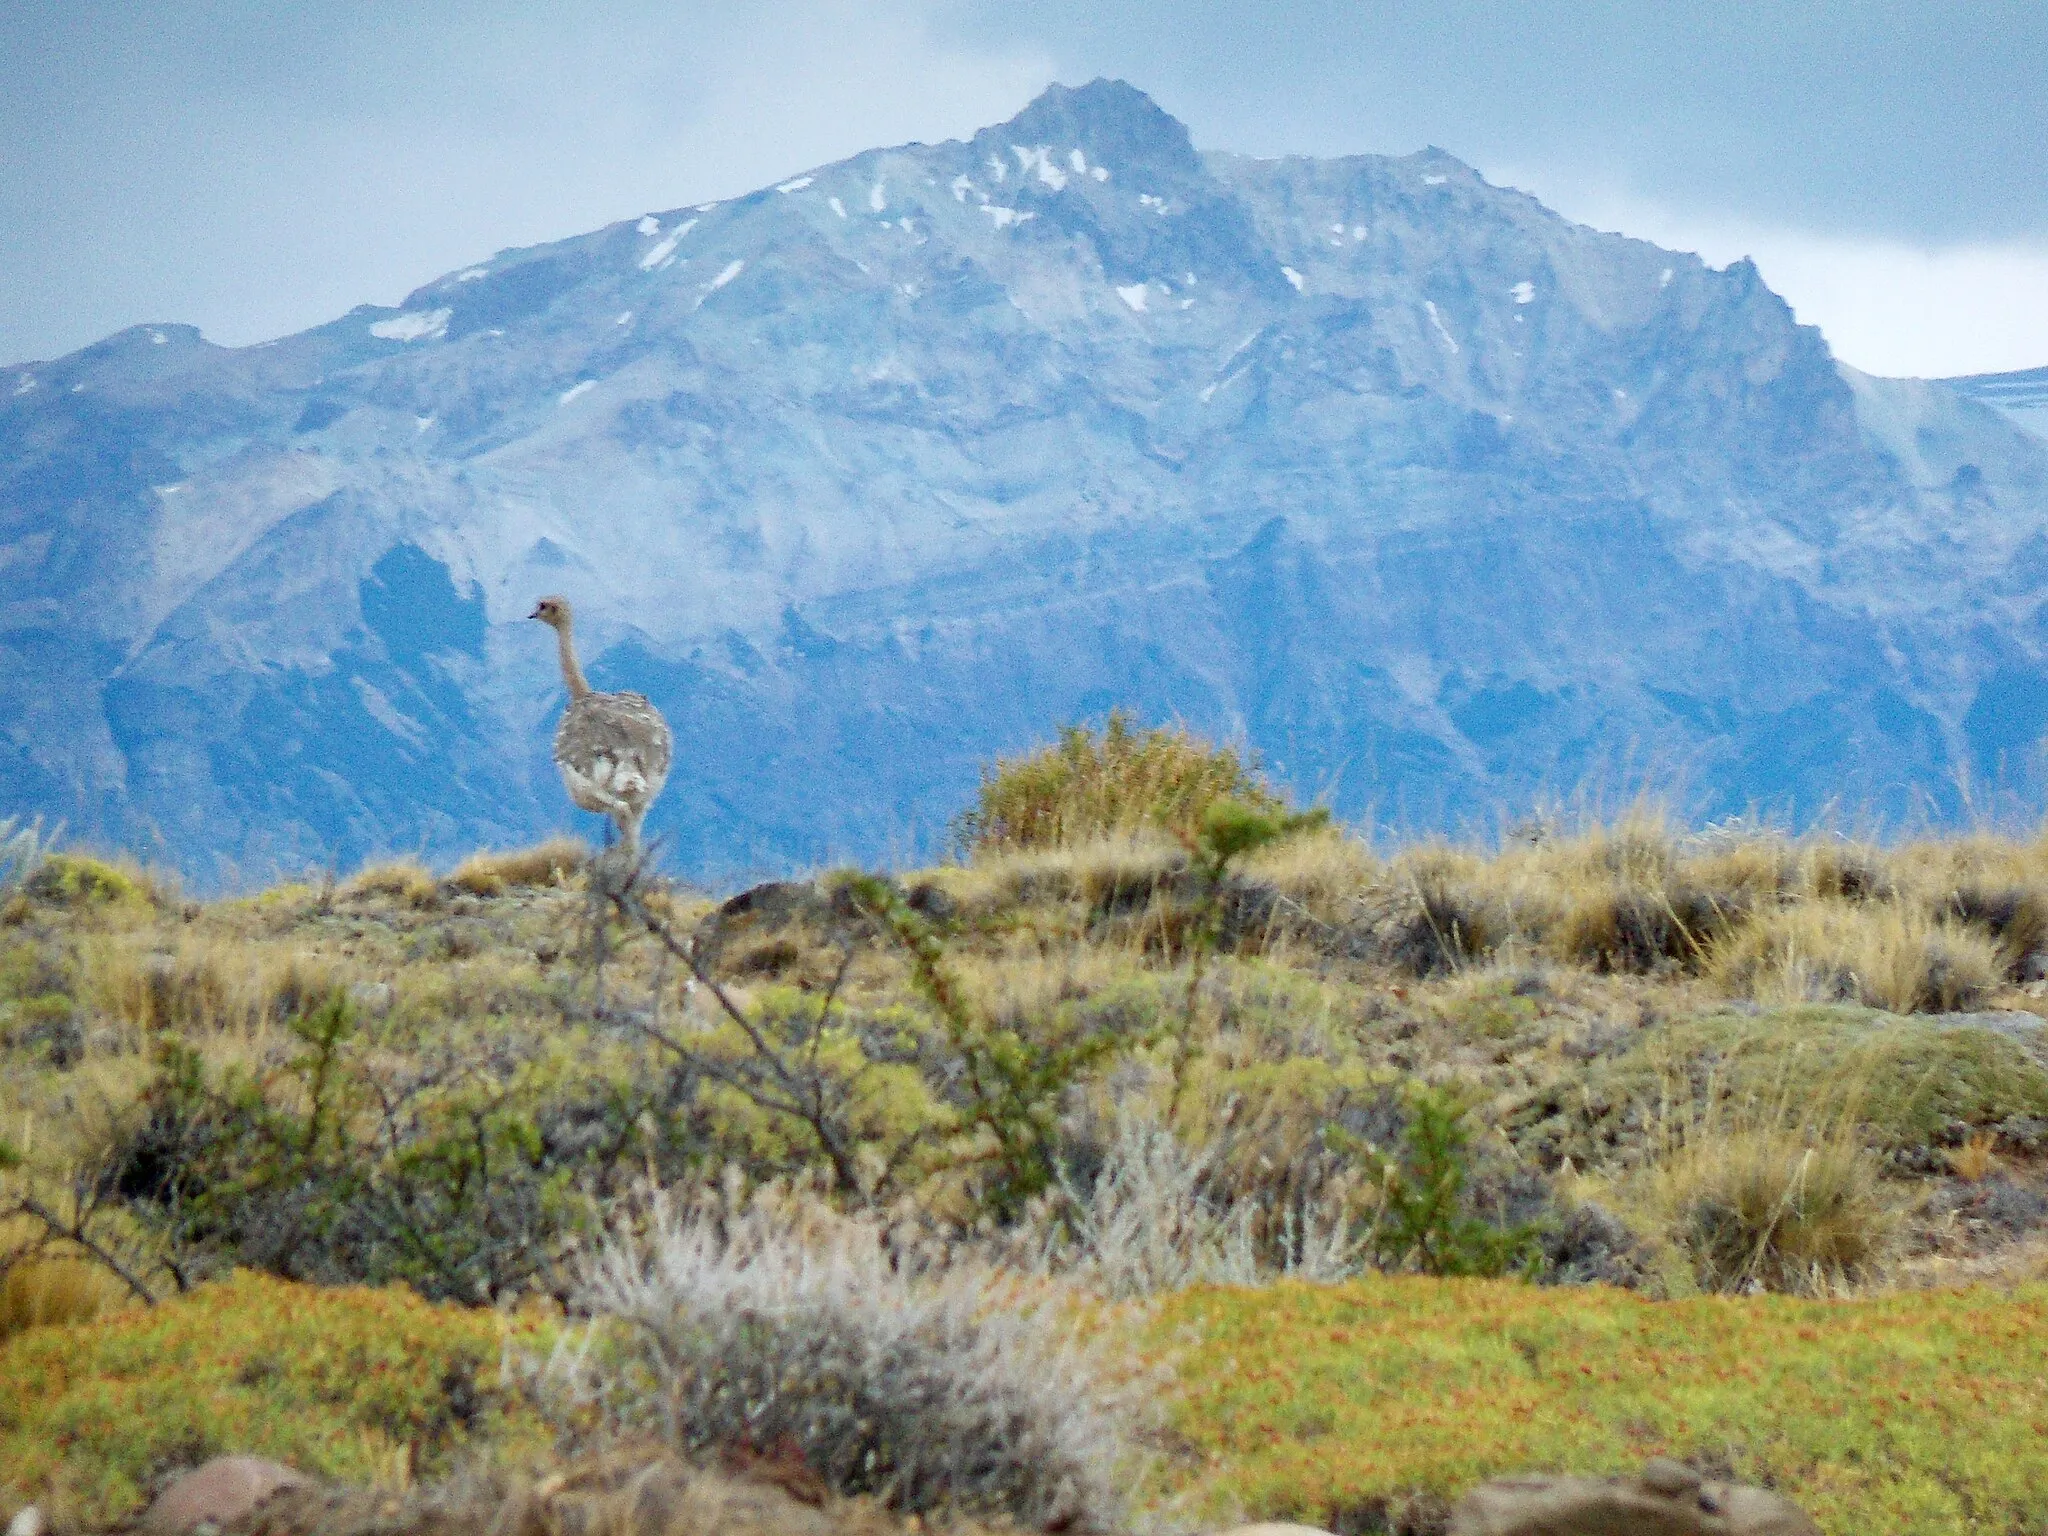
{"left": 530, "top": 595, "right": 672, "bottom": 854}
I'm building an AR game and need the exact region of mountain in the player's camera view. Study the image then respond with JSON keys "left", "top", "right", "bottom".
{"left": 7, "top": 80, "right": 2048, "bottom": 885}
{"left": 1946, "top": 365, "right": 2048, "bottom": 445}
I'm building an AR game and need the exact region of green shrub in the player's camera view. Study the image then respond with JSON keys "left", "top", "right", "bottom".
{"left": 24, "top": 854, "right": 152, "bottom": 910}
{"left": 954, "top": 711, "right": 1286, "bottom": 854}
{"left": 1343, "top": 1084, "right": 1544, "bottom": 1278}
{"left": 106, "top": 994, "right": 699, "bottom": 1301}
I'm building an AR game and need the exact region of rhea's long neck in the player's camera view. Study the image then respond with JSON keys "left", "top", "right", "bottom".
{"left": 554, "top": 621, "right": 592, "bottom": 700}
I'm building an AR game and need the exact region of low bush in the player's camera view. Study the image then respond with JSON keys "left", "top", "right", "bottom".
{"left": 1345, "top": 1084, "right": 1545, "bottom": 1279}
{"left": 105, "top": 993, "right": 698, "bottom": 1301}
{"left": 533, "top": 1186, "right": 1151, "bottom": 1531}
{"left": 1039, "top": 1113, "right": 1264, "bottom": 1296}
{"left": 24, "top": 853, "right": 156, "bottom": 911}
{"left": 954, "top": 711, "right": 1286, "bottom": 854}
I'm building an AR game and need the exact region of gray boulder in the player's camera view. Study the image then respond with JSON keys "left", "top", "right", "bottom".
{"left": 1450, "top": 1458, "right": 1818, "bottom": 1536}
{"left": 141, "top": 1457, "right": 311, "bottom": 1536}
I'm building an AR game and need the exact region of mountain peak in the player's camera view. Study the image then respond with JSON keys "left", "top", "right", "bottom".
{"left": 989, "top": 79, "right": 1199, "bottom": 177}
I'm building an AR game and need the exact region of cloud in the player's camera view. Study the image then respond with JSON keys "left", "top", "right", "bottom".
{"left": 944, "top": 0, "right": 2048, "bottom": 245}
{"left": 1494, "top": 168, "right": 2048, "bottom": 377}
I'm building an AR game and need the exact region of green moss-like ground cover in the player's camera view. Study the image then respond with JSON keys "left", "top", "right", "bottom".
{"left": 10, "top": 1270, "right": 2048, "bottom": 1534}
{"left": 1155, "top": 1276, "right": 2048, "bottom": 1533}
{"left": 0, "top": 1272, "right": 548, "bottom": 1528}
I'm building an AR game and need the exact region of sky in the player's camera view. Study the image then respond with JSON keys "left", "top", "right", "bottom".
{"left": 3, "top": 0, "right": 2045, "bottom": 378}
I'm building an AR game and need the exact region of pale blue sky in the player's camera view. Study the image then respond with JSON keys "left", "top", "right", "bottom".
{"left": 4, "top": 0, "right": 2044, "bottom": 375}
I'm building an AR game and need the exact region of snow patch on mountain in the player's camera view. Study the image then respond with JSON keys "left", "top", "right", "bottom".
{"left": 369, "top": 309, "right": 450, "bottom": 342}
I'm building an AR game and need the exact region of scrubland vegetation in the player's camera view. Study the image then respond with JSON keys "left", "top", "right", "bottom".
{"left": 8, "top": 722, "right": 2048, "bottom": 1532}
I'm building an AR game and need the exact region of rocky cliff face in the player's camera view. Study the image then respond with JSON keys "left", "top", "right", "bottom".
{"left": 6, "top": 80, "right": 2048, "bottom": 884}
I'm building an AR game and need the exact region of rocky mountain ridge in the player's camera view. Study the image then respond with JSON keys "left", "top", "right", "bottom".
{"left": 5, "top": 80, "right": 2048, "bottom": 884}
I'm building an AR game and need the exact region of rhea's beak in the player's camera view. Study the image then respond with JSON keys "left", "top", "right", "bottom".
{"left": 527, "top": 604, "right": 544, "bottom": 620}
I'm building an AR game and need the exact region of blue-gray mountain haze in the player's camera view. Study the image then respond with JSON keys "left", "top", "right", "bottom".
{"left": 6, "top": 82, "right": 2048, "bottom": 884}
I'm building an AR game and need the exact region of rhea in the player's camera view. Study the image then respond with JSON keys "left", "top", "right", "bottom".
{"left": 529, "top": 596, "right": 673, "bottom": 856}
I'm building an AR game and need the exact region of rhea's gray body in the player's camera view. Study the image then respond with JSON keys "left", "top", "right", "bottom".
{"left": 530, "top": 596, "right": 672, "bottom": 853}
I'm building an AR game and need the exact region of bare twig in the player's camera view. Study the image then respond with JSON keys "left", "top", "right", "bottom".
{"left": 3, "top": 1192, "right": 160, "bottom": 1305}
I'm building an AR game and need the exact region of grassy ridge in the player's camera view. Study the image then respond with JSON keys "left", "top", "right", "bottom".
{"left": 1156, "top": 1277, "right": 2048, "bottom": 1532}
{"left": 13, "top": 724, "right": 2048, "bottom": 1533}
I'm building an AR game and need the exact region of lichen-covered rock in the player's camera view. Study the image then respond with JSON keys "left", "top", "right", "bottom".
{"left": 1449, "top": 1459, "right": 1819, "bottom": 1536}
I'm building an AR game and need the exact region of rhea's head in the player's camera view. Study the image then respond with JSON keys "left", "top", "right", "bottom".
{"left": 529, "top": 595, "right": 572, "bottom": 629}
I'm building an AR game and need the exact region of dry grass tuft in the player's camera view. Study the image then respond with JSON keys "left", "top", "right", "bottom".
{"left": 1651, "top": 1119, "right": 1900, "bottom": 1295}
{"left": 1797, "top": 839, "right": 1895, "bottom": 902}
{"left": 87, "top": 936, "right": 345, "bottom": 1037}
{"left": 1709, "top": 900, "right": 2002, "bottom": 1012}
{"left": 954, "top": 834, "right": 1185, "bottom": 920}
{"left": 1618, "top": 1073, "right": 1903, "bottom": 1296}
{"left": 447, "top": 839, "right": 587, "bottom": 897}
{"left": 1946, "top": 1130, "right": 2001, "bottom": 1183}
{"left": 0, "top": 1251, "right": 129, "bottom": 1341}
{"left": 1549, "top": 875, "right": 1738, "bottom": 974}
{"left": 338, "top": 860, "right": 441, "bottom": 909}
{"left": 1373, "top": 847, "right": 1510, "bottom": 974}
{"left": 956, "top": 711, "right": 1285, "bottom": 853}
{"left": 1240, "top": 828, "right": 1378, "bottom": 927}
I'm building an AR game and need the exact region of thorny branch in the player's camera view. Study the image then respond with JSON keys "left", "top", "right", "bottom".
{"left": 581, "top": 855, "right": 886, "bottom": 1200}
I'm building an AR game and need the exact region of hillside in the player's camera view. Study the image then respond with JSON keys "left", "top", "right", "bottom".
{"left": 10, "top": 775, "right": 2048, "bottom": 1529}
{"left": 6, "top": 80, "right": 2048, "bottom": 884}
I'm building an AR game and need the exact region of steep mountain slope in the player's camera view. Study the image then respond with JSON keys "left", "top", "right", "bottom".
{"left": 5, "top": 80, "right": 2048, "bottom": 883}
{"left": 1947, "top": 364, "right": 2048, "bottom": 444}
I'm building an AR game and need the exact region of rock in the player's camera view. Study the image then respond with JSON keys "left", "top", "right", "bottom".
{"left": 228, "top": 1451, "right": 852, "bottom": 1536}
{"left": 142, "top": 1457, "right": 312, "bottom": 1536}
{"left": 1449, "top": 1459, "right": 1820, "bottom": 1536}
{"left": 7, "top": 1506, "right": 46, "bottom": 1536}
{"left": 1211, "top": 1525, "right": 1336, "bottom": 1536}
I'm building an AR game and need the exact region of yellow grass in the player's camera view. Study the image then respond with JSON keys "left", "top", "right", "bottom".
{"left": 1709, "top": 901, "right": 2003, "bottom": 1013}
{"left": 83, "top": 933, "right": 346, "bottom": 1037}
{"left": 447, "top": 839, "right": 588, "bottom": 897}
{"left": 0, "top": 1247, "right": 133, "bottom": 1341}
{"left": 337, "top": 860, "right": 440, "bottom": 909}
{"left": 1638, "top": 1119, "right": 1901, "bottom": 1295}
